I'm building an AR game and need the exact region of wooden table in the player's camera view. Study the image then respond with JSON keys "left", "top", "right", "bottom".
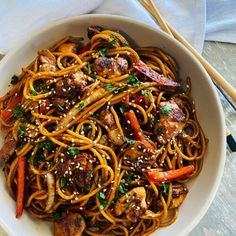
{"left": 0, "top": 41, "right": 235, "bottom": 236}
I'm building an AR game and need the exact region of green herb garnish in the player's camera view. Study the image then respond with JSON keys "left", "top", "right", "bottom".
{"left": 153, "top": 116, "right": 158, "bottom": 124}
{"left": 83, "top": 124, "right": 91, "bottom": 133}
{"left": 162, "top": 183, "right": 169, "bottom": 196}
{"left": 18, "top": 126, "right": 26, "bottom": 136}
{"left": 12, "top": 105, "right": 24, "bottom": 119}
{"left": 31, "top": 90, "right": 38, "bottom": 96}
{"left": 160, "top": 105, "right": 172, "bottom": 115}
{"left": 11, "top": 75, "right": 19, "bottom": 85}
{"left": 126, "top": 74, "right": 140, "bottom": 87}
{"left": 60, "top": 178, "right": 67, "bottom": 188}
{"left": 16, "top": 143, "right": 24, "bottom": 151}
{"left": 119, "top": 104, "right": 126, "bottom": 114}
{"left": 88, "top": 62, "right": 92, "bottom": 74}
{"left": 84, "top": 185, "right": 91, "bottom": 193}
{"left": 99, "top": 48, "right": 108, "bottom": 57}
{"left": 141, "top": 89, "right": 150, "bottom": 96}
{"left": 118, "top": 184, "right": 128, "bottom": 195}
{"left": 99, "top": 201, "right": 108, "bottom": 210}
{"left": 125, "top": 175, "right": 132, "bottom": 184}
{"left": 103, "top": 83, "right": 114, "bottom": 91}
{"left": 122, "top": 42, "right": 129, "bottom": 47}
{"left": 39, "top": 140, "right": 55, "bottom": 151}
{"left": 53, "top": 208, "right": 62, "bottom": 221}
{"left": 68, "top": 146, "right": 79, "bottom": 156}
{"left": 56, "top": 104, "right": 64, "bottom": 112}
{"left": 98, "top": 191, "right": 107, "bottom": 210}
{"left": 126, "top": 138, "right": 136, "bottom": 145}
{"left": 76, "top": 101, "right": 85, "bottom": 110}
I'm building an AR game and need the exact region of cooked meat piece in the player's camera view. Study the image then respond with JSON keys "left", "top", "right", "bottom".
{"left": 92, "top": 56, "right": 128, "bottom": 77}
{"left": 56, "top": 153, "right": 94, "bottom": 189}
{"left": 99, "top": 109, "right": 116, "bottom": 130}
{"left": 53, "top": 97, "right": 66, "bottom": 108}
{"left": 154, "top": 99, "right": 186, "bottom": 144}
{"left": 114, "top": 187, "right": 147, "bottom": 222}
{"left": 39, "top": 99, "right": 51, "bottom": 114}
{"left": 0, "top": 132, "right": 17, "bottom": 162}
{"left": 54, "top": 213, "right": 85, "bottom": 236}
{"left": 54, "top": 71, "right": 88, "bottom": 97}
{"left": 58, "top": 43, "right": 77, "bottom": 53}
{"left": 87, "top": 25, "right": 103, "bottom": 39}
{"left": 170, "top": 183, "right": 188, "bottom": 208}
{"left": 38, "top": 49, "right": 57, "bottom": 72}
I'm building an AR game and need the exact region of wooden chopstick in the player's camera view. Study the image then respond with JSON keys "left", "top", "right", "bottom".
{"left": 139, "top": 0, "right": 236, "bottom": 102}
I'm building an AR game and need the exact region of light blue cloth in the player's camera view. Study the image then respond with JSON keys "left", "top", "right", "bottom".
{"left": 0, "top": 0, "right": 235, "bottom": 54}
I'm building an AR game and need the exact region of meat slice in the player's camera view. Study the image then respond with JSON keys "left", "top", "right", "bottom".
{"left": 155, "top": 99, "right": 186, "bottom": 144}
{"left": 0, "top": 132, "right": 17, "bottom": 162}
{"left": 54, "top": 71, "right": 88, "bottom": 98}
{"left": 56, "top": 153, "right": 94, "bottom": 189}
{"left": 54, "top": 213, "right": 85, "bottom": 236}
{"left": 99, "top": 109, "right": 116, "bottom": 130}
{"left": 92, "top": 56, "right": 128, "bottom": 77}
{"left": 38, "top": 49, "right": 57, "bottom": 72}
{"left": 114, "top": 187, "right": 147, "bottom": 222}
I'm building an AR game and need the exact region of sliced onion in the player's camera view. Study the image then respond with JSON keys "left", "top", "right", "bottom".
{"left": 45, "top": 173, "right": 55, "bottom": 212}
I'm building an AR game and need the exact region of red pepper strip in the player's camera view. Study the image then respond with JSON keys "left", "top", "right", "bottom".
{"left": 124, "top": 110, "right": 156, "bottom": 155}
{"left": 16, "top": 157, "right": 26, "bottom": 218}
{"left": 133, "top": 60, "right": 180, "bottom": 87}
{"left": 147, "top": 165, "right": 195, "bottom": 183}
{"left": 0, "top": 93, "right": 22, "bottom": 123}
{"left": 79, "top": 42, "right": 91, "bottom": 54}
{"left": 125, "top": 92, "right": 129, "bottom": 106}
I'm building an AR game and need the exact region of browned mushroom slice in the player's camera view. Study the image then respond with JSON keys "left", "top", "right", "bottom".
{"left": 54, "top": 213, "right": 85, "bottom": 236}
{"left": 58, "top": 43, "right": 77, "bottom": 53}
{"left": 114, "top": 187, "right": 147, "bottom": 222}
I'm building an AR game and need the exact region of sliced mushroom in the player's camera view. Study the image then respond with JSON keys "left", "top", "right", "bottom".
{"left": 114, "top": 187, "right": 147, "bottom": 222}
{"left": 0, "top": 132, "right": 17, "bottom": 162}
{"left": 58, "top": 43, "right": 77, "bottom": 53}
{"left": 38, "top": 49, "right": 57, "bottom": 72}
{"left": 54, "top": 213, "right": 86, "bottom": 236}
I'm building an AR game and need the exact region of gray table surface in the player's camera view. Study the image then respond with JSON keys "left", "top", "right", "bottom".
{"left": 0, "top": 41, "right": 235, "bottom": 236}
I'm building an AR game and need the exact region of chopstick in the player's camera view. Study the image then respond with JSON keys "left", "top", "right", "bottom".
{"left": 139, "top": 0, "right": 236, "bottom": 152}
{"left": 139, "top": 0, "right": 236, "bottom": 102}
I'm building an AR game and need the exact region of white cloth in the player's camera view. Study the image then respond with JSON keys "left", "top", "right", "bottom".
{"left": 0, "top": 0, "right": 235, "bottom": 54}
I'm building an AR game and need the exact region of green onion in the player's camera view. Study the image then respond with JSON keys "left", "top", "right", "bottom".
{"left": 98, "top": 192, "right": 106, "bottom": 200}
{"left": 39, "top": 140, "right": 55, "bottom": 151}
{"left": 68, "top": 146, "right": 79, "bottom": 156}
{"left": 12, "top": 105, "right": 24, "bottom": 119}
{"left": 162, "top": 183, "right": 169, "bottom": 196}
{"left": 56, "top": 104, "right": 64, "bottom": 112}
{"left": 76, "top": 101, "right": 85, "bottom": 110}
{"left": 141, "top": 89, "right": 150, "bottom": 96}
{"left": 118, "top": 184, "right": 128, "bottom": 195}
{"left": 126, "top": 138, "right": 135, "bottom": 145}
{"left": 11, "top": 75, "right": 19, "bottom": 85}
{"left": 126, "top": 74, "right": 140, "bottom": 87}
{"left": 103, "top": 83, "right": 114, "bottom": 91}
{"left": 160, "top": 105, "right": 172, "bottom": 115}
{"left": 83, "top": 124, "right": 92, "bottom": 133}
{"left": 88, "top": 62, "right": 92, "bottom": 74}
{"left": 18, "top": 126, "right": 26, "bottom": 136}
{"left": 122, "top": 42, "right": 129, "bottom": 47}
{"left": 99, "top": 48, "right": 108, "bottom": 57}
{"left": 16, "top": 143, "right": 24, "bottom": 151}
{"left": 119, "top": 104, "right": 126, "bottom": 114}
{"left": 125, "top": 175, "right": 132, "bottom": 184}
{"left": 60, "top": 178, "right": 67, "bottom": 188}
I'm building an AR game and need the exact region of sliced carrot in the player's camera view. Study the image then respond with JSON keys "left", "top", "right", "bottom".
{"left": 124, "top": 110, "right": 155, "bottom": 155}
{"left": 147, "top": 165, "right": 195, "bottom": 183}
{"left": 79, "top": 42, "right": 91, "bottom": 54}
{"left": 16, "top": 157, "right": 26, "bottom": 218}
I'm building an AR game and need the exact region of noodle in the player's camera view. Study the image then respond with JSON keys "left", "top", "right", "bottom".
{"left": 0, "top": 26, "right": 207, "bottom": 235}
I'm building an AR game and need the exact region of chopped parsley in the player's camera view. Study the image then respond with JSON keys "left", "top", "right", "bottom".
{"left": 126, "top": 138, "right": 135, "bottom": 145}
{"left": 56, "top": 104, "right": 64, "bottom": 112}
{"left": 98, "top": 192, "right": 106, "bottom": 200}
{"left": 98, "top": 191, "right": 107, "bottom": 210}
{"left": 60, "top": 177, "right": 67, "bottom": 188}
{"left": 83, "top": 124, "right": 91, "bottom": 133}
{"left": 11, "top": 75, "right": 19, "bottom": 85}
{"left": 118, "top": 184, "right": 128, "bottom": 195}
{"left": 162, "top": 183, "right": 169, "bottom": 196}
{"left": 18, "top": 126, "right": 27, "bottom": 136}
{"left": 99, "top": 48, "right": 108, "bottom": 57}
{"left": 68, "top": 146, "right": 79, "bottom": 156}
{"left": 119, "top": 104, "right": 126, "bottom": 114}
{"left": 39, "top": 140, "right": 55, "bottom": 151}
{"left": 31, "top": 90, "right": 38, "bottom": 96}
{"left": 141, "top": 89, "right": 150, "bottom": 96}
{"left": 125, "top": 175, "right": 132, "bottom": 184}
{"left": 103, "top": 83, "right": 114, "bottom": 91}
{"left": 76, "top": 101, "right": 85, "bottom": 110}
{"left": 12, "top": 105, "right": 24, "bottom": 119}
{"left": 126, "top": 74, "right": 140, "bottom": 87}
{"left": 160, "top": 105, "right": 172, "bottom": 115}
{"left": 16, "top": 143, "right": 24, "bottom": 151}
{"left": 122, "top": 42, "right": 129, "bottom": 47}
{"left": 92, "top": 113, "right": 99, "bottom": 120}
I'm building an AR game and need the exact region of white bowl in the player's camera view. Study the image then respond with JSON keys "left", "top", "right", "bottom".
{"left": 0, "top": 14, "right": 226, "bottom": 236}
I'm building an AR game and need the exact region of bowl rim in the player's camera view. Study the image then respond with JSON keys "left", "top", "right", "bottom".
{"left": 0, "top": 14, "right": 226, "bottom": 236}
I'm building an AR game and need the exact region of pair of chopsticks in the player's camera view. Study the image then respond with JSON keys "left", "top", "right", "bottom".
{"left": 139, "top": 0, "right": 236, "bottom": 152}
